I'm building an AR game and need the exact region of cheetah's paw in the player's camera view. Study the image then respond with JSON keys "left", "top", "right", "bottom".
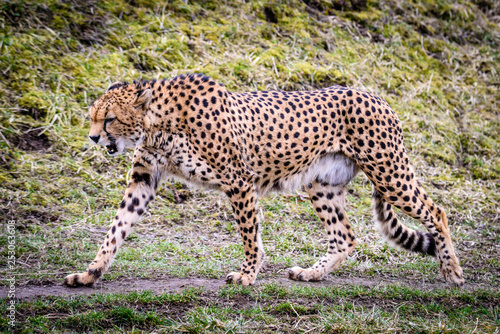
{"left": 64, "top": 272, "right": 96, "bottom": 288}
{"left": 287, "top": 266, "right": 323, "bottom": 282}
{"left": 225, "top": 272, "right": 255, "bottom": 285}
{"left": 441, "top": 265, "right": 465, "bottom": 287}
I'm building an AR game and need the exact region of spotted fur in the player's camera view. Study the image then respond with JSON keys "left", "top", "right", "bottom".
{"left": 64, "top": 74, "right": 464, "bottom": 288}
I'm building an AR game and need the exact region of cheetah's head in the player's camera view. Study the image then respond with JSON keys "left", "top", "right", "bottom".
{"left": 88, "top": 83, "right": 151, "bottom": 156}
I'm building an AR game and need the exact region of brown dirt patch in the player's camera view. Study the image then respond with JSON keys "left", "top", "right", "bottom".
{"left": 11, "top": 128, "right": 51, "bottom": 152}
{"left": 0, "top": 199, "right": 60, "bottom": 225}
{"left": 0, "top": 274, "right": 493, "bottom": 301}
{"left": 1, "top": 0, "right": 110, "bottom": 46}
{"left": 19, "top": 108, "right": 46, "bottom": 121}
{"left": 2, "top": 277, "right": 223, "bottom": 301}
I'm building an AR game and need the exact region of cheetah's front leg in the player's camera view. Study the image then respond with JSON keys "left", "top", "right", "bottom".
{"left": 64, "top": 168, "right": 157, "bottom": 287}
{"left": 225, "top": 183, "right": 264, "bottom": 286}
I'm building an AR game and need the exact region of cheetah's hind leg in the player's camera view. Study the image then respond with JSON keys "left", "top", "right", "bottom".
{"left": 288, "top": 182, "right": 357, "bottom": 281}
{"left": 365, "top": 159, "right": 464, "bottom": 287}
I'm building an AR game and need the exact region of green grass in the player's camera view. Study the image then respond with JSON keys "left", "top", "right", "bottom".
{"left": 0, "top": 0, "right": 499, "bottom": 332}
{"left": 1, "top": 284, "right": 498, "bottom": 333}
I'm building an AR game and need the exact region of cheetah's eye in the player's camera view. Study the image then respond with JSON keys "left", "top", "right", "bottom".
{"left": 105, "top": 117, "right": 116, "bottom": 124}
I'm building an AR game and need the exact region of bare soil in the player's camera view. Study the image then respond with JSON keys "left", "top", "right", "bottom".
{"left": 10, "top": 128, "right": 51, "bottom": 152}
{"left": 1, "top": 274, "right": 493, "bottom": 301}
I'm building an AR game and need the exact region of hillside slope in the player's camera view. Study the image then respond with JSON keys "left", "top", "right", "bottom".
{"left": 1, "top": 0, "right": 499, "bottom": 332}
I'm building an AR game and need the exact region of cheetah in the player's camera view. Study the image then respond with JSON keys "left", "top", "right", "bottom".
{"left": 64, "top": 74, "right": 464, "bottom": 288}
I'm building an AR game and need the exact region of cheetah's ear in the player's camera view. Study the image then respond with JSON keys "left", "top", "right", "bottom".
{"left": 107, "top": 81, "right": 123, "bottom": 91}
{"left": 133, "top": 89, "right": 152, "bottom": 112}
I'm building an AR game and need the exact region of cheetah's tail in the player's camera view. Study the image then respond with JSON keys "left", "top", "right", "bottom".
{"left": 372, "top": 190, "right": 437, "bottom": 257}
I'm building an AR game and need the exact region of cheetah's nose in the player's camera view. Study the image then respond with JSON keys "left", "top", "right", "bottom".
{"left": 89, "top": 135, "right": 100, "bottom": 144}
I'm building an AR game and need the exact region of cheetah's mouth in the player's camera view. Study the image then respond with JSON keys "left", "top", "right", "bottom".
{"left": 106, "top": 143, "right": 118, "bottom": 155}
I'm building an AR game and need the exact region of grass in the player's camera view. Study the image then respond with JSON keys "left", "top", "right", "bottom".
{"left": 1, "top": 284, "right": 498, "bottom": 333}
{"left": 0, "top": 0, "right": 499, "bottom": 332}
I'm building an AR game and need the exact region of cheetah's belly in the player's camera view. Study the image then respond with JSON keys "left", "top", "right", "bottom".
{"left": 255, "top": 152, "right": 359, "bottom": 195}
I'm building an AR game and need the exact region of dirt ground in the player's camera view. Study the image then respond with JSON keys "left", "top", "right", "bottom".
{"left": 1, "top": 274, "right": 493, "bottom": 301}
